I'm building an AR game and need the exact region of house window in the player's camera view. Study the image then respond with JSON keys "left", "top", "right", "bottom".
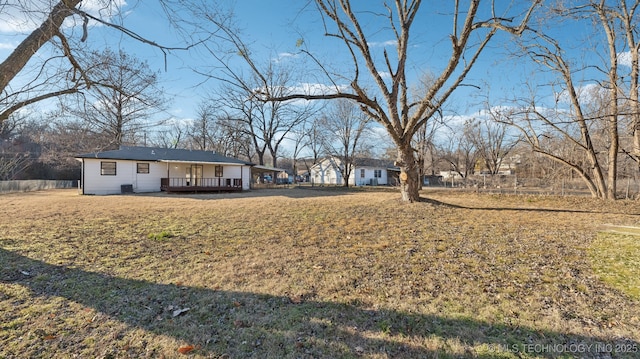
{"left": 215, "top": 165, "right": 223, "bottom": 177}
{"left": 374, "top": 169, "right": 382, "bottom": 178}
{"left": 360, "top": 169, "right": 365, "bottom": 178}
{"left": 137, "top": 163, "right": 149, "bottom": 174}
{"left": 100, "top": 161, "right": 116, "bottom": 176}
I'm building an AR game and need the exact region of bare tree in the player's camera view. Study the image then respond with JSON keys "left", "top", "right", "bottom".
{"left": 410, "top": 73, "right": 444, "bottom": 187}
{"left": 599, "top": 0, "right": 640, "bottom": 179}
{"left": 250, "top": 1, "right": 539, "bottom": 202}
{"left": 150, "top": 120, "right": 189, "bottom": 149}
{"left": 0, "top": 116, "right": 36, "bottom": 180}
{"left": 439, "top": 123, "right": 478, "bottom": 181}
{"left": 0, "top": 0, "right": 82, "bottom": 96}
{"left": 413, "top": 116, "right": 441, "bottom": 187}
{"left": 0, "top": 151, "right": 31, "bottom": 180}
{"left": 62, "top": 49, "right": 168, "bottom": 148}
{"left": 216, "top": 82, "right": 266, "bottom": 165}
{"left": 1, "top": 64, "right": 85, "bottom": 126}
{"left": 467, "top": 114, "right": 521, "bottom": 175}
{"left": 215, "top": 62, "right": 317, "bottom": 167}
{"left": 318, "top": 99, "right": 373, "bottom": 187}
{"left": 286, "top": 123, "right": 313, "bottom": 183}
{"left": 36, "top": 116, "right": 109, "bottom": 177}
{"left": 498, "top": 93, "right": 613, "bottom": 198}
{"left": 188, "top": 102, "right": 218, "bottom": 151}
{"left": 1, "top": 1, "right": 202, "bottom": 128}
{"left": 0, "top": 112, "right": 22, "bottom": 141}
{"left": 501, "top": 1, "right": 635, "bottom": 199}
{"left": 304, "top": 119, "right": 325, "bottom": 166}
{"left": 211, "top": 116, "right": 254, "bottom": 160}
{"left": 298, "top": 118, "right": 326, "bottom": 177}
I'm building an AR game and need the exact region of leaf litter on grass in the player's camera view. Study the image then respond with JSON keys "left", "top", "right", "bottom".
{"left": 1, "top": 188, "right": 640, "bottom": 358}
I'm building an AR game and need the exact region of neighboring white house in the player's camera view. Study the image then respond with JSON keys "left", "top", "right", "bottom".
{"left": 310, "top": 157, "right": 398, "bottom": 186}
{"left": 75, "top": 146, "right": 254, "bottom": 195}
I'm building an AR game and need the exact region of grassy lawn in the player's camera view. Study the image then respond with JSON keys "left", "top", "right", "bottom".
{"left": 590, "top": 232, "right": 640, "bottom": 300}
{"left": 1, "top": 188, "right": 640, "bottom": 358}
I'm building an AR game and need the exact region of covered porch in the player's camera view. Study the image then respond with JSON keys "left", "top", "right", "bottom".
{"left": 250, "top": 165, "right": 290, "bottom": 188}
{"left": 160, "top": 160, "right": 248, "bottom": 193}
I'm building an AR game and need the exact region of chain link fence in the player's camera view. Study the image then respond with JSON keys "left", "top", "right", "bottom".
{"left": 425, "top": 175, "right": 640, "bottom": 199}
{"left": 0, "top": 180, "right": 78, "bottom": 194}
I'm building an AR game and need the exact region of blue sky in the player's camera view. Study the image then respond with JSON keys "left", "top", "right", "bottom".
{"left": 1, "top": 1, "right": 324, "bottom": 121}
{"left": 0, "top": 1, "right": 614, "bottom": 150}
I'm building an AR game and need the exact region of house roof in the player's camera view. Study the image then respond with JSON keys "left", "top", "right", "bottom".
{"left": 311, "top": 156, "right": 397, "bottom": 170}
{"left": 352, "top": 157, "right": 395, "bottom": 168}
{"left": 75, "top": 146, "right": 254, "bottom": 166}
{"left": 252, "top": 165, "right": 289, "bottom": 173}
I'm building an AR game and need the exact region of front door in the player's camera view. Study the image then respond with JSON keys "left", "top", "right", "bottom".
{"left": 189, "top": 165, "right": 203, "bottom": 186}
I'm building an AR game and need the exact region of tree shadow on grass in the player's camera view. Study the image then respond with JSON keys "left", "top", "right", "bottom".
{"left": 1, "top": 248, "right": 637, "bottom": 358}
{"left": 136, "top": 186, "right": 361, "bottom": 200}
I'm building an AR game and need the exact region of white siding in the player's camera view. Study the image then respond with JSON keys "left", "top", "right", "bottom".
{"left": 326, "top": 168, "right": 340, "bottom": 185}
{"left": 310, "top": 159, "right": 331, "bottom": 185}
{"left": 82, "top": 159, "right": 165, "bottom": 195}
{"left": 81, "top": 159, "right": 251, "bottom": 194}
{"left": 241, "top": 166, "right": 251, "bottom": 190}
{"left": 135, "top": 162, "right": 165, "bottom": 192}
{"left": 354, "top": 166, "right": 388, "bottom": 186}
{"left": 310, "top": 158, "right": 389, "bottom": 186}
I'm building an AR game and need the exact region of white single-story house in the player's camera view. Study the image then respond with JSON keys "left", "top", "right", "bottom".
{"left": 310, "top": 156, "right": 399, "bottom": 186}
{"left": 75, "top": 146, "right": 254, "bottom": 195}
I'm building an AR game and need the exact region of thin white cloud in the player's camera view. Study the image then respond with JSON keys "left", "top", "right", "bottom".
{"left": 618, "top": 51, "right": 632, "bottom": 67}
{"left": 439, "top": 105, "right": 520, "bottom": 130}
{"left": 0, "top": 42, "right": 15, "bottom": 50}
{"left": 79, "top": 0, "right": 127, "bottom": 13}
{"left": 271, "top": 52, "right": 298, "bottom": 63}
{"left": 557, "top": 83, "right": 603, "bottom": 105}
{"left": 163, "top": 116, "right": 193, "bottom": 127}
{"left": 378, "top": 71, "right": 391, "bottom": 79}
{"left": 0, "top": 6, "right": 39, "bottom": 33}
{"left": 283, "top": 82, "right": 350, "bottom": 96}
{"left": 367, "top": 40, "right": 397, "bottom": 48}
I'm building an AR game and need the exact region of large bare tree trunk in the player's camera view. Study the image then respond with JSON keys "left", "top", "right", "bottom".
{"left": 596, "top": 2, "right": 621, "bottom": 200}
{"left": 619, "top": 1, "right": 640, "bottom": 188}
{"left": 397, "top": 143, "right": 420, "bottom": 202}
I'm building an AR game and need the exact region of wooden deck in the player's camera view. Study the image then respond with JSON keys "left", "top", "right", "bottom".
{"left": 161, "top": 178, "right": 243, "bottom": 193}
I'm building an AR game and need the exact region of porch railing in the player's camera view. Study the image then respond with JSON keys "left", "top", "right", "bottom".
{"left": 161, "top": 177, "right": 242, "bottom": 191}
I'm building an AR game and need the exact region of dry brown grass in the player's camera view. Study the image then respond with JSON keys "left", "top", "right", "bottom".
{"left": 1, "top": 187, "right": 640, "bottom": 358}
